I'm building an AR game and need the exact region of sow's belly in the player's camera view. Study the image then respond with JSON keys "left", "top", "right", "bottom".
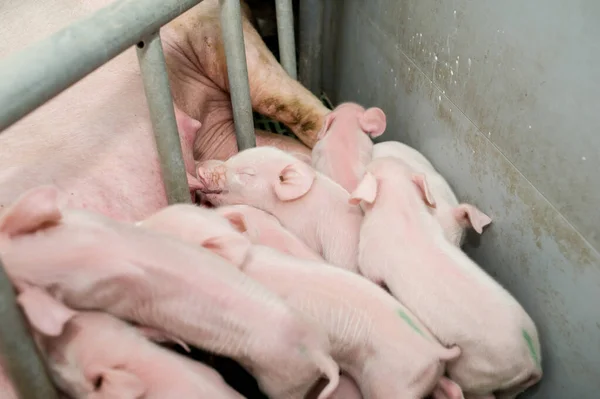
{"left": 0, "top": 47, "right": 170, "bottom": 221}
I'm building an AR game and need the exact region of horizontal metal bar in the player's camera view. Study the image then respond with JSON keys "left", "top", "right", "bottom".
{"left": 298, "top": 0, "right": 324, "bottom": 95}
{"left": 275, "top": 0, "right": 297, "bottom": 80}
{"left": 136, "top": 33, "right": 191, "bottom": 205}
{"left": 0, "top": 258, "right": 59, "bottom": 399}
{"left": 0, "top": 0, "right": 204, "bottom": 134}
{"left": 219, "top": 0, "right": 257, "bottom": 151}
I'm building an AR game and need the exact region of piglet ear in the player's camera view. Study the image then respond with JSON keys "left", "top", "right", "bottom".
{"left": 219, "top": 211, "right": 248, "bottom": 234}
{"left": 273, "top": 162, "right": 316, "bottom": 202}
{"left": 359, "top": 107, "right": 386, "bottom": 138}
{"left": 317, "top": 113, "right": 336, "bottom": 140}
{"left": 349, "top": 172, "right": 378, "bottom": 205}
{"left": 0, "top": 185, "right": 63, "bottom": 237}
{"left": 202, "top": 232, "right": 252, "bottom": 267}
{"left": 17, "top": 286, "right": 76, "bottom": 337}
{"left": 452, "top": 204, "right": 492, "bottom": 234}
{"left": 92, "top": 368, "right": 146, "bottom": 399}
{"left": 412, "top": 174, "right": 436, "bottom": 208}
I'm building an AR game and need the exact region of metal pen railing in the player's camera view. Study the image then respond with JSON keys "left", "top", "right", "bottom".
{"left": 0, "top": 0, "right": 300, "bottom": 396}
{"left": 136, "top": 32, "right": 192, "bottom": 205}
{"left": 220, "top": 0, "right": 257, "bottom": 152}
{"left": 0, "top": 0, "right": 207, "bottom": 205}
{"left": 0, "top": 259, "right": 59, "bottom": 399}
{"left": 275, "top": 0, "right": 297, "bottom": 80}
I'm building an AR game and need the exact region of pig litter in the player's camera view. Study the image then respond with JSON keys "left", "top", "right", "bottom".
{"left": 0, "top": 2, "right": 542, "bottom": 398}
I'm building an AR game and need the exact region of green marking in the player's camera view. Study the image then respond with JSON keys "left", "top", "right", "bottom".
{"left": 522, "top": 329, "right": 540, "bottom": 367}
{"left": 396, "top": 309, "right": 426, "bottom": 338}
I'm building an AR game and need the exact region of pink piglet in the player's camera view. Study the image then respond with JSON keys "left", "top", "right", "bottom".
{"left": 312, "top": 102, "right": 386, "bottom": 193}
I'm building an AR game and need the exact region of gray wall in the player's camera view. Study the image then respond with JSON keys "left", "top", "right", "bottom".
{"left": 321, "top": 0, "right": 600, "bottom": 397}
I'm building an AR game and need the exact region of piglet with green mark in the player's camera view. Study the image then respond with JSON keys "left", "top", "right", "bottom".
{"left": 140, "top": 204, "right": 463, "bottom": 399}
{"left": 350, "top": 157, "right": 542, "bottom": 399}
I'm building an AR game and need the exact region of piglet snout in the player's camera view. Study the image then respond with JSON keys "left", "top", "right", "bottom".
{"left": 196, "top": 160, "right": 226, "bottom": 194}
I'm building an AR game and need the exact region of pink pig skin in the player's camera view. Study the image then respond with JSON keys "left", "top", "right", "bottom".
{"left": 0, "top": 0, "right": 324, "bottom": 222}
{"left": 330, "top": 375, "right": 363, "bottom": 399}
{"left": 372, "top": 141, "right": 492, "bottom": 246}
{"left": 214, "top": 205, "right": 324, "bottom": 262}
{"left": 0, "top": 363, "right": 18, "bottom": 399}
{"left": 196, "top": 146, "right": 364, "bottom": 272}
{"left": 164, "top": 0, "right": 328, "bottom": 155}
{"left": 349, "top": 157, "right": 542, "bottom": 398}
{"left": 38, "top": 311, "right": 245, "bottom": 399}
{"left": 140, "top": 204, "right": 340, "bottom": 399}
{"left": 311, "top": 103, "right": 386, "bottom": 193}
{"left": 139, "top": 204, "right": 463, "bottom": 399}
{"left": 306, "top": 373, "right": 363, "bottom": 399}
{"left": 229, "top": 245, "right": 463, "bottom": 399}
{"left": 0, "top": 186, "right": 338, "bottom": 399}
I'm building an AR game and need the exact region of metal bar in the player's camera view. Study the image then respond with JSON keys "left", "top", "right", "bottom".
{"left": 298, "top": 0, "right": 324, "bottom": 95}
{"left": 136, "top": 33, "right": 191, "bottom": 205}
{"left": 275, "top": 0, "right": 297, "bottom": 79}
{"left": 0, "top": 258, "right": 59, "bottom": 399}
{"left": 219, "top": 0, "right": 257, "bottom": 151}
{"left": 0, "top": 0, "right": 204, "bottom": 134}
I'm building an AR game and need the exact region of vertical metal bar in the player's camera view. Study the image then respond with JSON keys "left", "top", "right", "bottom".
{"left": 298, "top": 0, "right": 324, "bottom": 95}
{"left": 274, "top": 0, "right": 297, "bottom": 79}
{"left": 136, "top": 33, "right": 191, "bottom": 205}
{"left": 0, "top": 0, "right": 205, "bottom": 135}
{"left": 219, "top": 0, "right": 256, "bottom": 151}
{"left": 0, "top": 259, "right": 59, "bottom": 399}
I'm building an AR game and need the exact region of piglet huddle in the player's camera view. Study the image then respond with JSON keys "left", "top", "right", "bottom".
{"left": 0, "top": 102, "right": 541, "bottom": 399}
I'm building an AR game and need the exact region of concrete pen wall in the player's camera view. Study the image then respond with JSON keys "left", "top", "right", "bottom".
{"left": 321, "top": 0, "right": 600, "bottom": 397}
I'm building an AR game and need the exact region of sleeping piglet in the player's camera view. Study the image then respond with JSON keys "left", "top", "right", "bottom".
{"left": 311, "top": 102, "right": 386, "bottom": 193}
{"left": 214, "top": 204, "right": 324, "bottom": 262}
{"left": 0, "top": 185, "right": 339, "bottom": 399}
{"left": 372, "top": 141, "right": 492, "bottom": 246}
{"left": 349, "top": 157, "right": 542, "bottom": 398}
{"left": 140, "top": 204, "right": 464, "bottom": 399}
{"left": 196, "top": 146, "right": 363, "bottom": 272}
{"left": 34, "top": 311, "right": 245, "bottom": 399}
